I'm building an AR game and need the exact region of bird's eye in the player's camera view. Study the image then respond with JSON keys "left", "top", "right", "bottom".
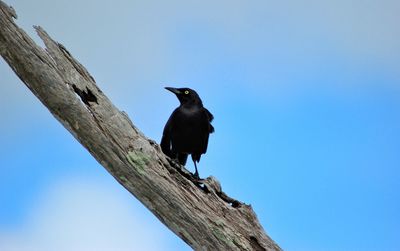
{"left": 184, "top": 90, "right": 189, "bottom": 94}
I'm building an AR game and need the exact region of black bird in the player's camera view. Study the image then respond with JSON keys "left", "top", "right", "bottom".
{"left": 161, "top": 87, "right": 214, "bottom": 179}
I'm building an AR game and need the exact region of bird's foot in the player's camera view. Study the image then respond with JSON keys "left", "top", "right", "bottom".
{"left": 193, "top": 171, "right": 200, "bottom": 180}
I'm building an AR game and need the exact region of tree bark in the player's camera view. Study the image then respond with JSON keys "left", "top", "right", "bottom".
{"left": 0, "top": 2, "right": 281, "bottom": 250}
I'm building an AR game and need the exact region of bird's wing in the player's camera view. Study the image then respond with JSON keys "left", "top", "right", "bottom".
{"left": 205, "top": 108, "right": 214, "bottom": 122}
{"left": 204, "top": 108, "right": 215, "bottom": 133}
{"left": 161, "top": 116, "right": 173, "bottom": 157}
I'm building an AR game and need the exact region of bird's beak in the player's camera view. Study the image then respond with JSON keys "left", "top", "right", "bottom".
{"left": 165, "top": 87, "right": 181, "bottom": 95}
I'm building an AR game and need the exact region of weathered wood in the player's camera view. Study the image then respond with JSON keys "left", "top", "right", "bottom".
{"left": 0, "top": 2, "right": 281, "bottom": 250}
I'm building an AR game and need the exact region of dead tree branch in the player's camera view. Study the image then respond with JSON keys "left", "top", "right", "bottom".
{"left": 0, "top": 2, "right": 281, "bottom": 250}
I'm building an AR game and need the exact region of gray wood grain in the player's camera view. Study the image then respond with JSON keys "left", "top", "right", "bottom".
{"left": 0, "top": 2, "right": 282, "bottom": 250}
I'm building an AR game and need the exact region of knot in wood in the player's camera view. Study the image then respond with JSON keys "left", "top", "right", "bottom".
{"left": 203, "top": 176, "right": 222, "bottom": 194}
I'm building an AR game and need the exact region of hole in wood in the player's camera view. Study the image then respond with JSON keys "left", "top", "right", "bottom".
{"left": 72, "top": 84, "right": 98, "bottom": 106}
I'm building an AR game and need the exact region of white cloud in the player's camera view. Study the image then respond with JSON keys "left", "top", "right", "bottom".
{"left": 0, "top": 176, "right": 188, "bottom": 251}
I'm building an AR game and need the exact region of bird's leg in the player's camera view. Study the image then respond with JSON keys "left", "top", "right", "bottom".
{"left": 177, "top": 153, "right": 188, "bottom": 166}
{"left": 193, "top": 160, "right": 200, "bottom": 179}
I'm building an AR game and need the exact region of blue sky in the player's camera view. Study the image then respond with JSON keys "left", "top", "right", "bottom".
{"left": 1, "top": 0, "right": 399, "bottom": 250}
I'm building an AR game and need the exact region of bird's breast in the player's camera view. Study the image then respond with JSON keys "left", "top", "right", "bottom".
{"left": 169, "top": 107, "right": 210, "bottom": 153}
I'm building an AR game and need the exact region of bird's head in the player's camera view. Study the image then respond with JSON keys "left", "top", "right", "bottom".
{"left": 165, "top": 87, "right": 203, "bottom": 106}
